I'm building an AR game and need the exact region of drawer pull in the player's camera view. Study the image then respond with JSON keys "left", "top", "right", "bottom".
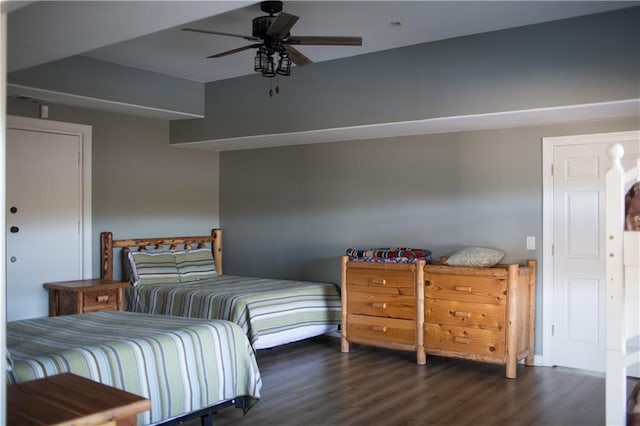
{"left": 371, "top": 325, "right": 387, "bottom": 333}
{"left": 455, "top": 286, "right": 472, "bottom": 293}
{"left": 371, "top": 302, "right": 387, "bottom": 309}
{"left": 370, "top": 278, "right": 386, "bottom": 286}
{"left": 453, "top": 311, "right": 471, "bottom": 318}
{"left": 96, "top": 295, "right": 110, "bottom": 303}
{"left": 454, "top": 336, "right": 470, "bottom": 344}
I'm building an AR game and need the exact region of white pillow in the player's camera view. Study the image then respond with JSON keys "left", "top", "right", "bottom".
{"left": 445, "top": 247, "right": 505, "bottom": 268}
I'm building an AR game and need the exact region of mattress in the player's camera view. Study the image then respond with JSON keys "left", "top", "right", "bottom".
{"left": 126, "top": 274, "right": 342, "bottom": 346}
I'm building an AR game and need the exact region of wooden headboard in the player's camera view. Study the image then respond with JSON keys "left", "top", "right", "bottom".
{"left": 100, "top": 229, "right": 223, "bottom": 281}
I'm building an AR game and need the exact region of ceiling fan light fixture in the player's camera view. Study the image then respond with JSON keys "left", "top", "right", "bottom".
{"left": 276, "top": 53, "right": 291, "bottom": 76}
{"left": 262, "top": 56, "right": 276, "bottom": 77}
{"left": 254, "top": 49, "right": 269, "bottom": 72}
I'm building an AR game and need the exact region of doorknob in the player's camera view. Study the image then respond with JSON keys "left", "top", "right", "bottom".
{"left": 10, "top": 226, "right": 19, "bottom": 233}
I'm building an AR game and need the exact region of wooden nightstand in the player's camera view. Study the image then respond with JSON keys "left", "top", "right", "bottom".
{"left": 7, "top": 372, "right": 151, "bottom": 426}
{"left": 43, "top": 279, "right": 130, "bottom": 316}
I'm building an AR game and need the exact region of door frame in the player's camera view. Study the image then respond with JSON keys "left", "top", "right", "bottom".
{"left": 7, "top": 115, "right": 92, "bottom": 279}
{"left": 541, "top": 130, "right": 640, "bottom": 368}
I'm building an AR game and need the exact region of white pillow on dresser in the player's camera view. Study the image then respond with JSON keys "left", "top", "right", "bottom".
{"left": 445, "top": 247, "right": 505, "bottom": 268}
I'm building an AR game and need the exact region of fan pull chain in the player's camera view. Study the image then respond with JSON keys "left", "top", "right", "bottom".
{"left": 268, "top": 76, "right": 281, "bottom": 97}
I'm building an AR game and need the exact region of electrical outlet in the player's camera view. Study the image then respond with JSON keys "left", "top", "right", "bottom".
{"left": 526, "top": 236, "right": 535, "bottom": 250}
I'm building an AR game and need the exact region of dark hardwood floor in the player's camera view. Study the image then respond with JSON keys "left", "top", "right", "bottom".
{"left": 197, "top": 335, "right": 637, "bottom": 426}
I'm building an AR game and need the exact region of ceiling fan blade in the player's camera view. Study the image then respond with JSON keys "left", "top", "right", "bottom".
{"left": 207, "top": 44, "right": 262, "bottom": 59}
{"left": 283, "top": 45, "right": 312, "bottom": 67}
{"left": 182, "top": 28, "right": 259, "bottom": 42}
{"left": 287, "top": 36, "right": 363, "bottom": 46}
{"left": 265, "top": 12, "right": 299, "bottom": 38}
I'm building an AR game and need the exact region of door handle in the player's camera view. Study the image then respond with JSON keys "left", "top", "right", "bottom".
{"left": 10, "top": 226, "right": 19, "bottom": 233}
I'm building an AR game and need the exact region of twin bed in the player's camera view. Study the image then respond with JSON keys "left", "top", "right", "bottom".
{"left": 7, "top": 311, "right": 261, "bottom": 425}
{"left": 100, "top": 229, "right": 342, "bottom": 349}
{"left": 605, "top": 143, "right": 640, "bottom": 425}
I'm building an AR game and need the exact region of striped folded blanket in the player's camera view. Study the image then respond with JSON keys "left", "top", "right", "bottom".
{"left": 346, "top": 247, "right": 432, "bottom": 263}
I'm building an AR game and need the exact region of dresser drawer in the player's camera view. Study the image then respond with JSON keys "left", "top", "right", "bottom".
{"left": 347, "top": 313, "right": 415, "bottom": 346}
{"left": 83, "top": 289, "right": 119, "bottom": 310}
{"left": 425, "top": 323, "right": 505, "bottom": 358}
{"left": 426, "top": 299, "right": 505, "bottom": 329}
{"left": 348, "top": 291, "right": 415, "bottom": 320}
{"left": 424, "top": 274, "right": 506, "bottom": 304}
{"left": 346, "top": 268, "right": 415, "bottom": 296}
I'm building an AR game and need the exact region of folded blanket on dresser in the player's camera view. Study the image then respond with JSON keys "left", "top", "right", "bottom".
{"left": 346, "top": 247, "right": 432, "bottom": 263}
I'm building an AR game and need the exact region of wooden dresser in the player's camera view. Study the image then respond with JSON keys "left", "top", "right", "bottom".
{"left": 423, "top": 260, "right": 536, "bottom": 378}
{"left": 340, "top": 256, "right": 426, "bottom": 364}
{"left": 43, "top": 279, "right": 130, "bottom": 316}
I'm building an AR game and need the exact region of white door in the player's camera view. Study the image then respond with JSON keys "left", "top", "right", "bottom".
{"left": 6, "top": 127, "right": 82, "bottom": 321}
{"left": 549, "top": 135, "right": 639, "bottom": 372}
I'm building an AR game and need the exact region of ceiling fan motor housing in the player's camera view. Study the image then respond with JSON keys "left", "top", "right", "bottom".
{"left": 254, "top": 1, "right": 285, "bottom": 38}
{"left": 252, "top": 16, "right": 277, "bottom": 38}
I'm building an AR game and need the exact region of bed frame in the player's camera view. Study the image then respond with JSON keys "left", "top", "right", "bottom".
{"left": 606, "top": 143, "right": 640, "bottom": 425}
{"left": 154, "top": 397, "right": 250, "bottom": 426}
{"left": 100, "top": 229, "right": 223, "bottom": 280}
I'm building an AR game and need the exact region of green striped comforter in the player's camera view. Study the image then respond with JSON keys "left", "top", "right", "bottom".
{"left": 7, "top": 311, "right": 262, "bottom": 425}
{"left": 127, "top": 275, "right": 342, "bottom": 345}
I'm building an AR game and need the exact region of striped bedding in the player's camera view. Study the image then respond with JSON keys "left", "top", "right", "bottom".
{"left": 127, "top": 275, "right": 342, "bottom": 346}
{"left": 7, "top": 311, "right": 262, "bottom": 425}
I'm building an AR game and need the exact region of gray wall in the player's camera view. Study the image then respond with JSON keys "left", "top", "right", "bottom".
{"left": 7, "top": 98, "right": 220, "bottom": 278}
{"left": 10, "top": 56, "right": 205, "bottom": 116}
{"left": 171, "top": 7, "right": 639, "bottom": 143}
{"left": 219, "top": 117, "right": 640, "bottom": 354}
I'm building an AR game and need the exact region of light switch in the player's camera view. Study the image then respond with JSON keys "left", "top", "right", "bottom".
{"left": 526, "top": 236, "right": 535, "bottom": 250}
{"left": 39, "top": 104, "right": 49, "bottom": 119}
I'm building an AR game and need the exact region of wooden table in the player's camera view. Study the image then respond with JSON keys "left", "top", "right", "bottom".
{"left": 43, "top": 279, "right": 130, "bottom": 316}
{"left": 7, "top": 372, "right": 151, "bottom": 426}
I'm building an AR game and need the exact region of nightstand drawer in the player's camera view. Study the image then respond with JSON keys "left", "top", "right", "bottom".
{"left": 347, "top": 313, "right": 415, "bottom": 347}
{"left": 83, "top": 289, "right": 119, "bottom": 309}
{"left": 347, "top": 291, "right": 415, "bottom": 319}
{"left": 425, "top": 299, "right": 505, "bottom": 329}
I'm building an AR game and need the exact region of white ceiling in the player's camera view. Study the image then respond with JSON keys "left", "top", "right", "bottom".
{"left": 7, "top": 1, "right": 639, "bottom": 84}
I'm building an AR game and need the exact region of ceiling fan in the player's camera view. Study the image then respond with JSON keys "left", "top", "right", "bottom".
{"left": 182, "top": 1, "right": 363, "bottom": 83}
